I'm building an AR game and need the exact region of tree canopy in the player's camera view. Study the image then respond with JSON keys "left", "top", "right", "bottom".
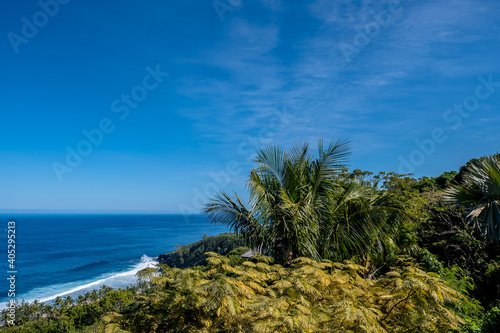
{"left": 2, "top": 146, "right": 500, "bottom": 332}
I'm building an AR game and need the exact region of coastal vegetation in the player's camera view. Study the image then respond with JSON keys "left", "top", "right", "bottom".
{"left": 1, "top": 140, "right": 499, "bottom": 332}
{"left": 158, "top": 233, "right": 247, "bottom": 268}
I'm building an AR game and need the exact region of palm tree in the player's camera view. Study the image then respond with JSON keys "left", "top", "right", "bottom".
{"left": 205, "top": 139, "right": 406, "bottom": 267}
{"left": 52, "top": 296, "right": 66, "bottom": 320}
{"left": 320, "top": 180, "right": 407, "bottom": 266}
{"left": 90, "top": 290, "right": 99, "bottom": 302}
{"left": 205, "top": 139, "right": 350, "bottom": 264}
{"left": 77, "top": 294, "right": 86, "bottom": 305}
{"left": 64, "top": 296, "right": 74, "bottom": 309}
{"left": 136, "top": 267, "right": 161, "bottom": 284}
{"left": 443, "top": 155, "right": 500, "bottom": 243}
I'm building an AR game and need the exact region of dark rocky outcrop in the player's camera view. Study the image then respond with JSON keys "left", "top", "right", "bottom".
{"left": 158, "top": 233, "right": 247, "bottom": 268}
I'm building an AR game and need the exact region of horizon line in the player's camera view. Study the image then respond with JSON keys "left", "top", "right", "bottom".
{"left": 0, "top": 210, "right": 203, "bottom": 215}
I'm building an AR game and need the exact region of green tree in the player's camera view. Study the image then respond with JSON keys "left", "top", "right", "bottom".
{"left": 320, "top": 179, "right": 407, "bottom": 268}
{"left": 205, "top": 139, "right": 407, "bottom": 269}
{"left": 204, "top": 139, "right": 350, "bottom": 264}
{"left": 443, "top": 155, "right": 500, "bottom": 243}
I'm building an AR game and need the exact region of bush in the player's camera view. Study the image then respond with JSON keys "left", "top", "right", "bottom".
{"left": 481, "top": 307, "right": 500, "bottom": 333}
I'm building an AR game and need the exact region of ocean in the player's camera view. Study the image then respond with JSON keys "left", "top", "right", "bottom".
{"left": 0, "top": 214, "right": 229, "bottom": 307}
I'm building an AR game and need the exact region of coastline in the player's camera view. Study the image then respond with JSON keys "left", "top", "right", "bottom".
{"left": 0, "top": 214, "right": 230, "bottom": 310}
{"left": 1, "top": 255, "right": 157, "bottom": 310}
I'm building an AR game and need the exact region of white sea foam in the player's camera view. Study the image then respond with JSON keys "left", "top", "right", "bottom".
{"left": 18, "top": 255, "right": 157, "bottom": 305}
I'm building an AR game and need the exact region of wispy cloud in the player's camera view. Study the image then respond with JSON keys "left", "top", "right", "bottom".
{"left": 175, "top": 0, "right": 500, "bottom": 173}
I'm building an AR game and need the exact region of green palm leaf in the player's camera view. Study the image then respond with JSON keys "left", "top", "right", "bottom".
{"left": 443, "top": 155, "right": 500, "bottom": 243}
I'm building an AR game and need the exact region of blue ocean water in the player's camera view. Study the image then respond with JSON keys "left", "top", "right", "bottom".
{"left": 0, "top": 214, "right": 229, "bottom": 307}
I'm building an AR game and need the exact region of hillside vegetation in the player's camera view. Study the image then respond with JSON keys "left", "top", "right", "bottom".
{"left": 158, "top": 233, "right": 248, "bottom": 268}
{"left": 1, "top": 140, "right": 499, "bottom": 332}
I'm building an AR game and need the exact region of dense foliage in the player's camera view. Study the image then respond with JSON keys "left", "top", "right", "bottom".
{"left": 0, "top": 286, "right": 139, "bottom": 332}
{"left": 204, "top": 140, "right": 408, "bottom": 269}
{"left": 1, "top": 141, "right": 499, "bottom": 332}
{"left": 0, "top": 254, "right": 481, "bottom": 333}
{"left": 103, "top": 254, "right": 473, "bottom": 332}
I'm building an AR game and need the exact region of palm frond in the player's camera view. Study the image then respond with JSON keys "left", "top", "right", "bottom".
{"left": 443, "top": 155, "right": 500, "bottom": 243}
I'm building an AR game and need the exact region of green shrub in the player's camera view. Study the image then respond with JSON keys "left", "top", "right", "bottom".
{"left": 481, "top": 307, "right": 500, "bottom": 333}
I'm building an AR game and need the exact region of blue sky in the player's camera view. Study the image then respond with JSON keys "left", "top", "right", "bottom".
{"left": 1, "top": 0, "right": 499, "bottom": 212}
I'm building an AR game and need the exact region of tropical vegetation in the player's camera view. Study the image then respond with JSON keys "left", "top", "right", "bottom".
{"left": 1, "top": 140, "right": 499, "bottom": 332}
{"left": 158, "top": 233, "right": 247, "bottom": 268}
